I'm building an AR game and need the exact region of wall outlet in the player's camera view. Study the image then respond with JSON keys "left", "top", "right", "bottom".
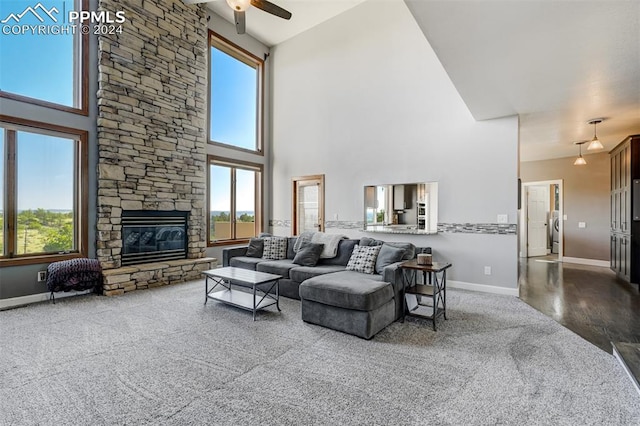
{"left": 484, "top": 266, "right": 492, "bottom": 275}
{"left": 37, "top": 271, "right": 47, "bottom": 282}
{"left": 333, "top": 213, "right": 339, "bottom": 220}
{"left": 578, "top": 222, "right": 586, "bottom": 228}
{"left": 563, "top": 215, "right": 568, "bottom": 220}
{"left": 497, "top": 214, "right": 508, "bottom": 224}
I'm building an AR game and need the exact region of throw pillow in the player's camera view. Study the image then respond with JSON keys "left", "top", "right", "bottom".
{"left": 245, "top": 238, "right": 264, "bottom": 258}
{"left": 286, "top": 237, "right": 297, "bottom": 259}
{"left": 346, "top": 244, "right": 382, "bottom": 274}
{"left": 375, "top": 244, "right": 406, "bottom": 274}
{"left": 293, "top": 231, "right": 315, "bottom": 252}
{"left": 292, "top": 242, "right": 324, "bottom": 267}
{"left": 359, "top": 237, "right": 384, "bottom": 247}
{"left": 262, "top": 236, "right": 288, "bottom": 260}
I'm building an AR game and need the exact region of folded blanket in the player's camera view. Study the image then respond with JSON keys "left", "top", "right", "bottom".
{"left": 311, "top": 232, "right": 347, "bottom": 259}
{"left": 46, "top": 258, "right": 102, "bottom": 293}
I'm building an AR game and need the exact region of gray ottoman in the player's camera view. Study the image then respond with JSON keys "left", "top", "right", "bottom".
{"left": 299, "top": 270, "right": 396, "bottom": 339}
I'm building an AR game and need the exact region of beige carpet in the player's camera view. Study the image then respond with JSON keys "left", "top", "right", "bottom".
{"left": 1, "top": 280, "right": 638, "bottom": 425}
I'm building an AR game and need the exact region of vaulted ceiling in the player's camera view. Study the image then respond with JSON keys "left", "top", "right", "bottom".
{"left": 404, "top": 0, "right": 640, "bottom": 162}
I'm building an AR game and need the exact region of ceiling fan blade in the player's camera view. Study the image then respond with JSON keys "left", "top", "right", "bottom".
{"left": 250, "top": 0, "right": 292, "bottom": 20}
{"left": 234, "top": 10, "right": 246, "bottom": 34}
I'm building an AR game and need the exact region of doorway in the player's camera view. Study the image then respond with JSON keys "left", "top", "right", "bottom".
{"left": 292, "top": 174, "right": 325, "bottom": 235}
{"left": 520, "top": 180, "right": 563, "bottom": 260}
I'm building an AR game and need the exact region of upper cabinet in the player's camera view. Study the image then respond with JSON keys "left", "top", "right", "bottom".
{"left": 393, "top": 185, "right": 412, "bottom": 210}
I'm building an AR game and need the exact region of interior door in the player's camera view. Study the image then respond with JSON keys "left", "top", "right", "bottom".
{"left": 527, "top": 185, "right": 549, "bottom": 257}
{"left": 293, "top": 175, "right": 325, "bottom": 235}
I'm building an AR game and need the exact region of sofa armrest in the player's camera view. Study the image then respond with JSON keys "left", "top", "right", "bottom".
{"left": 382, "top": 261, "right": 404, "bottom": 287}
{"left": 382, "top": 261, "right": 407, "bottom": 320}
{"left": 222, "top": 246, "right": 248, "bottom": 267}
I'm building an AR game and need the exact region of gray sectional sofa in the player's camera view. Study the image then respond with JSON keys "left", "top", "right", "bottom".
{"left": 222, "top": 235, "right": 430, "bottom": 339}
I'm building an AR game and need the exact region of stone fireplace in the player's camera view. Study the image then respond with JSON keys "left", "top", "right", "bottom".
{"left": 96, "top": 0, "right": 215, "bottom": 295}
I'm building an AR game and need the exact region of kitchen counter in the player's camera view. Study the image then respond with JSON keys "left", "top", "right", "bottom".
{"left": 363, "top": 225, "right": 437, "bottom": 235}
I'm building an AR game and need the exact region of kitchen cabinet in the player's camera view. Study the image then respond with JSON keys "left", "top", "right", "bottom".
{"left": 393, "top": 185, "right": 413, "bottom": 210}
{"left": 610, "top": 135, "right": 640, "bottom": 286}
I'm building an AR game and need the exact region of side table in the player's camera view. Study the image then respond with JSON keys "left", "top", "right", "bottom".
{"left": 399, "top": 259, "right": 452, "bottom": 331}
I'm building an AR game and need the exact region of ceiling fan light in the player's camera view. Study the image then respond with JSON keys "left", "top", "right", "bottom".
{"left": 574, "top": 156, "right": 587, "bottom": 166}
{"left": 587, "top": 137, "right": 603, "bottom": 151}
{"left": 226, "top": 0, "right": 251, "bottom": 11}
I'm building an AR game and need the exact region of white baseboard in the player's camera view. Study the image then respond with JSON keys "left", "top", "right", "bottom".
{"left": 0, "top": 290, "right": 93, "bottom": 310}
{"left": 448, "top": 280, "right": 519, "bottom": 296}
{"left": 562, "top": 257, "right": 609, "bottom": 268}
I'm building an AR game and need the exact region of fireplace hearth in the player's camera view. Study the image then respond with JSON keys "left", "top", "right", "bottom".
{"left": 122, "top": 211, "right": 188, "bottom": 266}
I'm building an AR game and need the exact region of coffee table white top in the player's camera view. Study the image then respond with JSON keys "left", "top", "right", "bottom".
{"left": 202, "top": 267, "right": 281, "bottom": 285}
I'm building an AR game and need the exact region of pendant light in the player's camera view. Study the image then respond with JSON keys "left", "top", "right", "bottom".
{"left": 574, "top": 141, "right": 587, "bottom": 165}
{"left": 587, "top": 118, "right": 604, "bottom": 150}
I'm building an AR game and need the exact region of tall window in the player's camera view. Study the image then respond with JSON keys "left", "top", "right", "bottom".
{"left": 0, "top": 119, "right": 87, "bottom": 265}
{"left": 209, "top": 31, "right": 263, "bottom": 152}
{"left": 209, "top": 158, "right": 261, "bottom": 245}
{"left": 0, "top": 128, "right": 4, "bottom": 256}
{"left": 0, "top": 0, "right": 88, "bottom": 114}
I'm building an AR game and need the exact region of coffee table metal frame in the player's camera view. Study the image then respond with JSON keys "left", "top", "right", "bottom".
{"left": 203, "top": 267, "right": 281, "bottom": 321}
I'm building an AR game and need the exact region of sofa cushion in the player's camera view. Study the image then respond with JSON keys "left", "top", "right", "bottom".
{"left": 346, "top": 244, "right": 382, "bottom": 274}
{"left": 375, "top": 244, "right": 406, "bottom": 274}
{"left": 256, "top": 259, "right": 297, "bottom": 279}
{"left": 293, "top": 242, "right": 324, "bottom": 267}
{"left": 385, "top": 242, "right": 416, "bottom": 260}
{"left": 262, "top": 236, "right": 288, "bottom": 260}
{"left": 229, "top": 256, "right": 264, "bottom": 270}
{"left": 245, "top": 238, "right": 264, "bottom": 258}
{"left": 289, "top": 265, "right": 346, "bottom": 283}
{"left": 299, "top": 271, "right": 392, "bottom": 311}
{"left": 318, "top": 239, "right": 359, "bottom": 266}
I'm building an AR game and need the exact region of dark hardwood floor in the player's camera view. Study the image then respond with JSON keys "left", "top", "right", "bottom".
{"left": 518, "top": 257, "right": 640, "bottom": 354}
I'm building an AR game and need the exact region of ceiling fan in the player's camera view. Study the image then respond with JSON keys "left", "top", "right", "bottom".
{"left": 192, "top": 0, "right": 292, "bottom": 35}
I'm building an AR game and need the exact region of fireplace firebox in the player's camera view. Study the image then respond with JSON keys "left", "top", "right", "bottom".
{"left": 122, "top": 211, "right": 188, "bottom": 266}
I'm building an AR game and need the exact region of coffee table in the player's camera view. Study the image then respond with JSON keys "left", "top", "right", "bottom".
{"left": 203, "top": 267, "right": 281, "bottom": 321}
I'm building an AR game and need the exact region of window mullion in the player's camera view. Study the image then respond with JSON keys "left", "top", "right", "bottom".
{"left": 74, "top": 139, "right": 80, "bottom": 252}
{"left": 5, "top": 131, "right": 17, "bottom": 257}
{"left": 231, "top": 168, "right": 237, "bottom": 240}
{"left": 254, "top": 171, "right": 260, "bottom": 237}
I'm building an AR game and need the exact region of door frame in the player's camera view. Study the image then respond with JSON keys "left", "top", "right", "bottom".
{"left": 292, "top": 174, "right": 325, "bottom": 235}
{"left": 520, "top": 179, "right": 564, "bottom": 260}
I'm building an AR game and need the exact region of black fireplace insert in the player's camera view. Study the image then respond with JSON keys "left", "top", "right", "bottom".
{"left": 121, "top": 211, "right": 188, "bottom": 266}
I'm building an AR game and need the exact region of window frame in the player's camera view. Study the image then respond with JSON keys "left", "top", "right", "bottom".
{"left": 208, "top": 30, "right": 264, "bottom": 155}
{"left": 0, "top": 115, "right": 88, "bottom": 266}
{"left": 207, "top": 156, "right": 263, "bottom": 247}
{"left": 0, "top": 0, "right": 90, "bottom": 116}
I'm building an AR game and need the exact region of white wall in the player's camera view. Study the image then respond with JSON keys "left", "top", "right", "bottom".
{"left": 270, "top": 0, "right": 519, "bottom": 292}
